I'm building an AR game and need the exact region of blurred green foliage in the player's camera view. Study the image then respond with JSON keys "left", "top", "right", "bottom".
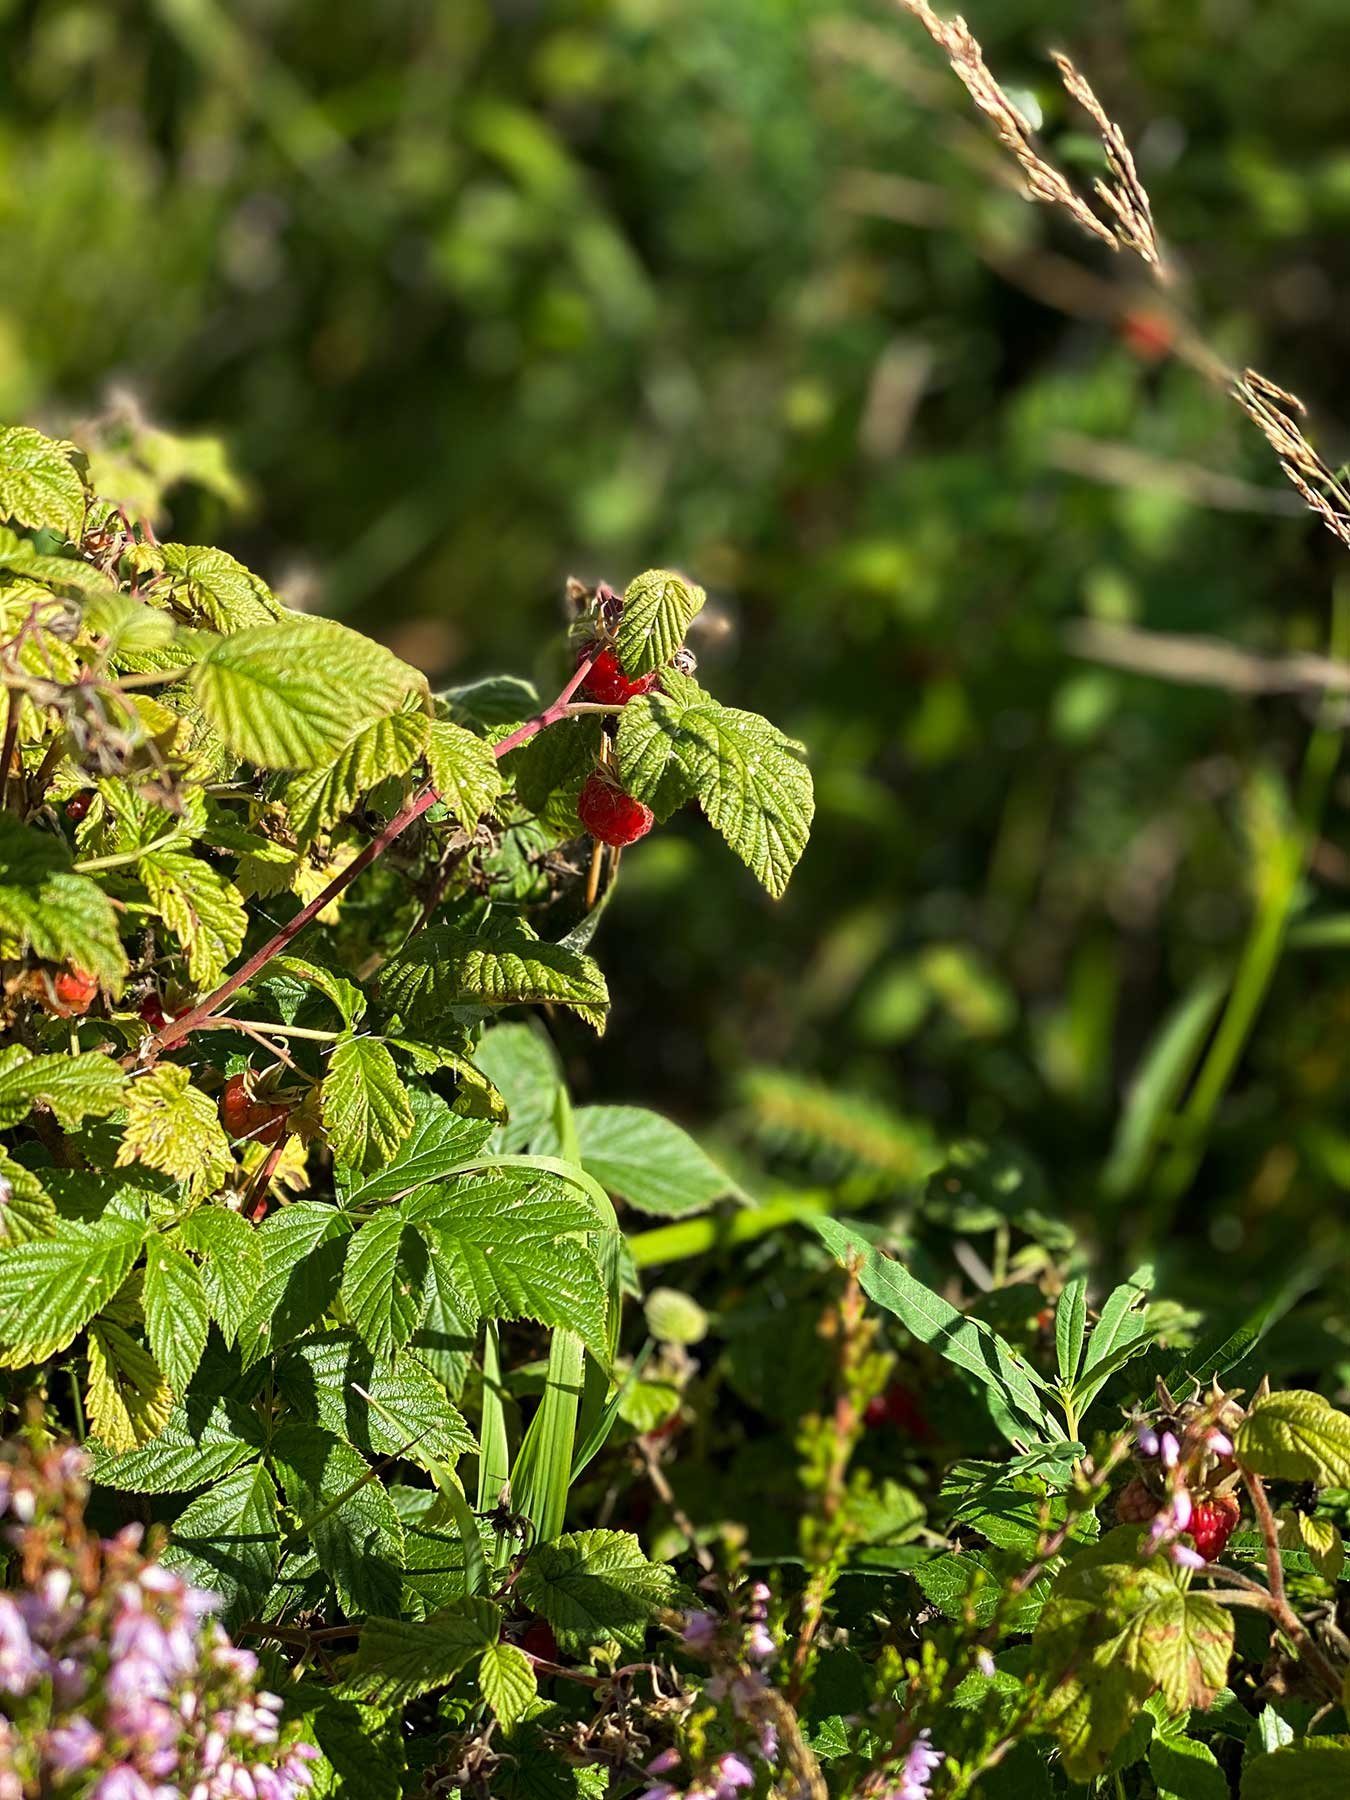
{"left": 7, "top": 0, "right": 1350, "bottom": 1298}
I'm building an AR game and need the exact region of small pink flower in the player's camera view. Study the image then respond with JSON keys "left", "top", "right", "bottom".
{"left": 745, "top": 1624, "right": 776, "bottom": 1664}
{"left": 893, "top": 1729, "right": 944, "bottom": 1800}
{"left": 682, "top": 1610, "right": 718, "bottom": 1649}
{"left": 646, "top": 1750, "right": 681, "bottom": 1777}
{"left": 1172, "top": 1543, "right": 1206, "bottom": 1571}
{"left": 92, "top": 1769, "right": 156, "bottom": 1800}
{"left": 712, "top": 1752, "right": 755, "bottom": 1798}
{"left": 1159, "top": 1432, "right": 1180, "bottom": 1470}
{"left": 44, "top": 1717, "right": 102, "bottom": 1776}
{"left": 1206, "top": 1430, "right": 1234, "bottom": 1458}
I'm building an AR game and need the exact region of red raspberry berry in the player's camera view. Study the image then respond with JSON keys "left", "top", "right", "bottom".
{"left": 576, "top": 645, "right": 658, "bottom": 707}
{"left": 139, "top": 993, "right": 168, "bottom": 1030}
{"left": 64, "top": 791, "right": 94, "bottom": 823}
{"left": 220, "top": 1074, "right": 290, "bottom": 1146}
{"left": 52, "top": 968, "right": 98, "bottom": 1014}
{"left": 577, "top": 772, "right": 654, "bottom": 847}
{"left": 864, "top": 1394, "right": 890, "bottom": 1429}
{"left": 1185, "top": 1494, "right": 1241, "bottom": 1563}
{"left": 1115, "top": 1476, "right": 1159, "bottom": 1525}
{"left": 520, "top": 1618, "right": 559, "bottom": 1663}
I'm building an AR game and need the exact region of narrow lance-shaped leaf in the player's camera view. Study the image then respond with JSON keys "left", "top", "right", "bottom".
{"left": 1055, "top": 1276, "right": 1088, "bottom": 1387}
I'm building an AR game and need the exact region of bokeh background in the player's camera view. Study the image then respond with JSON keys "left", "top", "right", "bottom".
{"left": 6, "top": 0, "right": 1350, "bottom": 1290}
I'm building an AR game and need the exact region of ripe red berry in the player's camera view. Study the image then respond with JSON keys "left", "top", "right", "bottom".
{"left": 576, "top": 645, "right": 658, "bottom": 707}
{"left": 220, "top": 1073, "right": 290, "bottom": 1146}
{"left": 64, "top": 791, "right": 94, "bottom": 823}
{"left": 52, "top": 968, "right": 98, "bottom": 1013}
{"left": 577, "top": 772, "right": 654, "bottom": 847}
{"left": 863, "top": 1382, "right": 934, "bottom": 1441}
{"left": 1185, "top": 1494, "right": 1241, "bottom": 1563}
{"left": 138, "top": 993, "right": 168, "bottom": 1030}
{"left": 519, "top": 1618, "right": 559, "bottom": 1664}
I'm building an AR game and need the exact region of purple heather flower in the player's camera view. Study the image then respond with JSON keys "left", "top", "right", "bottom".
{"left": 0, "top": 1593, "right": 42, "bottom": 1695}
{"left": 1207, "top": 1430, "right": 1234, "bottom": 1457}
{"left": 756, "top": 1721, "right": 779, "bottom": 1762}
{"left": 646, "top": 1750, "right": 682, "bottom": 1777}
{"left": 712, "top": 1752, "right": 755, "bottom": 1799}
{"left": 92, "top": 1768, "right": 156, "bottom": 1800}
{"left": 1171, "top": 1486, "right": 1193, "bottom": 1533}
{"left": 638, "top": 1789, "right": 677, "bottom": 1800}
{"left": 44, "top": 1716, "right": 103, "bottom": 1776}
{"left": 893, "top": 1730, "right": 945, "bottom": 1800}
{"left": 682, "top": 1610, "right": 718, "bottom": 1649}
{"left": 744, "top": 1624, "right": 776, "bottom": 1664}
{"left": 1171, "top": 1543, "right": 1206, "bottom": 1571}
{"left": 1159, "top": 1432, "right": 1180, "bottom": 1471}
{"left": 1137, "top": 1426, "right": 1160, "bottom": 1458}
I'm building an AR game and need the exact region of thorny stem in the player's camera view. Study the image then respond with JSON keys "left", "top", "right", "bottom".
{"left": 139, "top": 655, "right": 597, "bottom": 1059}
{"left": 1242, "top": 1466, "right": 1345, "bottom": 1701}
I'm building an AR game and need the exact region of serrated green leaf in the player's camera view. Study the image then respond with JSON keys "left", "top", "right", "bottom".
{"left": 139, "top": 849, "right": 247, "bottom": 987}
{"left": 349, "top": 1600, "right": 500, "bottom": 1705}
{"left": 811, "top": 1215, "right": 1049, "bottom": 1442}
{"left": 323, "top": 1035, "right": 414, "bottom": 1174}
{"left": 515, "top": 1529, "right": 678, "bottom": 1654}
{"left": 1237, "top": 1389, "right": 1350, "bottom": 1488}
{"left": 179, "top": 1206, "right": 263, "bottom": 1346}
{"left": 677, "top": 701, "right": 813, "bottom": 898}
{"left": 0, "top": 425, "right": 85, "bottom": 537}
{"left": 380, "top": 926, "right": 608, "bottom": 1032}
{"left": 235, "top": 1202, "right": 352, "bottom": 1367}
{"left": 0, "top": 1216, "right": 145, "bottom": 1365}
{"left": 91, "top": 1395, "right": 261, "bottom": 1493}
{"left": 0, "top": 815, "right": 127, "bottom": 988}
{"left": 160, "top": 1461, "right": 281, "bottom": 1626}
{"left": 478, "top": 1642, "right": 537, "bottom": 1732}
{"left": 262, "top": 954, "right": 366, "bottom": 1028}
{"left": 272, "top": 1423, "right": 406, "bottom": 1618}
{"left": 117, "top": 1065, "right": 233, "bottom": 1195}
{"left": 614, "top": 690, "right": 704, "bottom": 822}
{"left": 0, "top": 524, "right": 113, "bottom": 595}
{"left": 143, "top": 1234, "right": 210, "bottom": 1396}
{"left": 616, "top": 568, "right": 706, "bottom": 676}
{"left": 339, "top": 1084, "right": 493, "bottom": 1208}
{"left": 284, "top": 703, "right": 429, "bottom": 844}
{"left": 158, "top": 542, "right": 283, "bottom": 632}
{"left": 0, "top": 1047, "right": 125, "bottom": 1130}
{"left": 1241, "top": 1739, "right": 1350, "bottom": 1799}
{"left": 274, "top": 1332, "right": 475, "bottom": 1466}
{"left": 1151, "top": 1734, "right": 1228, "bottom": 1800}
{"left": 1056, "top": 1276, "right": 1088, "bottom": 1386}
{"left": 86, "top": 1321, "right": 172, "bottom": 1452}
{"left": 505, "top": 714, "right": 603, "bottom": 818}
{"left": 191, "top": 616, "right": 427, "bottom": 772}
{"left": 408, "top": 1173, "right": 609, "bottom": 1356}
{"left": 425, "top": 719, "right": 503, "bottom": 826}
{"left": 340, "top": 1208, "right": 430, "bottom": 1361}
{"left": 0, "top": 1151, "right": 57, "bottom": 1244}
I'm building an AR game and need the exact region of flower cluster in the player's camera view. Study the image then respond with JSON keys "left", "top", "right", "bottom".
{"left": 0, "top": 1439, "right": 318, "bottom": 1799}
{"left": 1116, "top": 1385, "right": 1244, "bottom": 1568}
{"left": 886, "top": 1729, "right": 945, "bottom": 1800}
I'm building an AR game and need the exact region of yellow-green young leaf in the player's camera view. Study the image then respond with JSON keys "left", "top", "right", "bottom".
{"left": 0, "top": 816, "right": 128, "bottom": 989}
{"left": 0, "top": 425, "right": 86, "bottom": 538}
{"left": 117, "top": 1067, "right": 233, "bottom": 1196}
{"left": 283, "top": 703, "right": 429, "bottom": 845}
{"left": 190, "top": 616, "right": 428, "bottom": 772}
{"left": 349, "top": 1600, "right": 500, "bottom": 1706}
{"left": 514, "top": 1529, "right": 679, "bottom": 1654}
{"left": 425, "top": 720, "right": 503, "bottom": 826}
{"left": 0, "top": 1047, "right": 125, "bottom": 1130}
{"left": 139, "top": 850, "right": 247, "bottom": 988}
{"left": 380, "top": 927, "right": 609, "bottom": 1033}
{"left": 677, "top": 701, "right": 814, "bottom": 899}
{"left": 86, "top": 1322, "right": 173, "bottom": 1453}
{"left": 157, "top": 543, "right": 283, "bottom": 633}
{"left": 1299, "top": 1514, "right": 1345, "bottom": 1582}
{"left": 142, "top": 1235, "right": 210, "bottom": 1397}
{"left": 477, "top": 1642, "right": 536, "bottom": 1732}
{"left": 178, "top": 1207, "right": 263, "bottom": 1347}
{"left": 1237, "top": 1389, "right": 1350, "bottom": 1489}
{"left": 616, "top": 568, "right": 706, "bottom": 677}
{"left": 340, "top": 1210, "right": 430, "bottom": 1362}
{"left": 0, "top": 524, "right": 114, "bottom": 595}
{"left": 0, "top": 1152, "right": 57, "bottom": 1244}
{"left": 614, "top": 690, "right": 705, "bottom": 822}
{"left": 322, "top": 1035, "right": 415, "bottom": 1174}
{"left": 1241, "top": 1739, "right": 1350, "bottom": 1799}
{"left": 0, "top": 1217, "right": 145, "bottom": 1365}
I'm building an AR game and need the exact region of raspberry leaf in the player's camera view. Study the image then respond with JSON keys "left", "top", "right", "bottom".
{"left": 235, "top": 1202, "right": 353, "bottom": 1369}
{"left": 142, "top": 1233, "right": 210, "bottom": 1397}
{"left": 283, "top": 701, "right": 429, "bottom": 844}
{"left": 0, "top": 1215, "right": 146, "bottom": 1365}
{"left": 322, "top": 1033, "right": 415, "bottom": 1174}
{"left": 272, "top": 1423, "right": 406, "bottom": 1618}
{"left": 338, "top": 1084, "right": 494, "bottom": 1209}
{"left": 275, "top": 1332, "right": 476, "bottom": 1467}
{"left": 138, "top": 849, "right": 248, "bottom": 987}
{"left": 159, "top": 1461, "right": 281, "bottom": 1627}
{"left": 425, "top": 718, "right": 503, "bottom": 826}
{"left": 380, "top": 925, "right": 609, "bottom": 1032}
{"left": 85, "top": 1320, "right": 172, "bottom": 1452}
{"left": 1237, "top": 1389, "right": 1350, "bottom": 1488}
{"left": 615, "top": 568, "right": 706, "bottom": 677}
{"left": 178, "top": 1206, "right": 263, "bottom": 1346}
{"left": 190, "top": 616, "right": 428, "bottom": 771}
{"left": 0, "top": 424, "right": 86, "bottom": 538}
{"left": 158, "top": 542, "right": 283, "bottom": 632}
{"left": 116, "top": 1065, "right": 233, "bottom": 1196}
{"left": 0, "top": 1047, "right": 125, "bottom": 1130}
{"left": 514, "top": 1528, "right": 680, "bottom": 1653}
{"left": 677, "top": 701, "right": 814, "bottom": 898}
{"left": 0, "top": 815, "right": 128, "bottom": 988}
{"left": 477, "top": 1642, "right": 537, "bottom": 1733}
{"left": 340, "top": 1206, "right": 431, "bottom": 1362}
{"left": 350, "top": 1600, "right": 500, "bottom": 1705}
